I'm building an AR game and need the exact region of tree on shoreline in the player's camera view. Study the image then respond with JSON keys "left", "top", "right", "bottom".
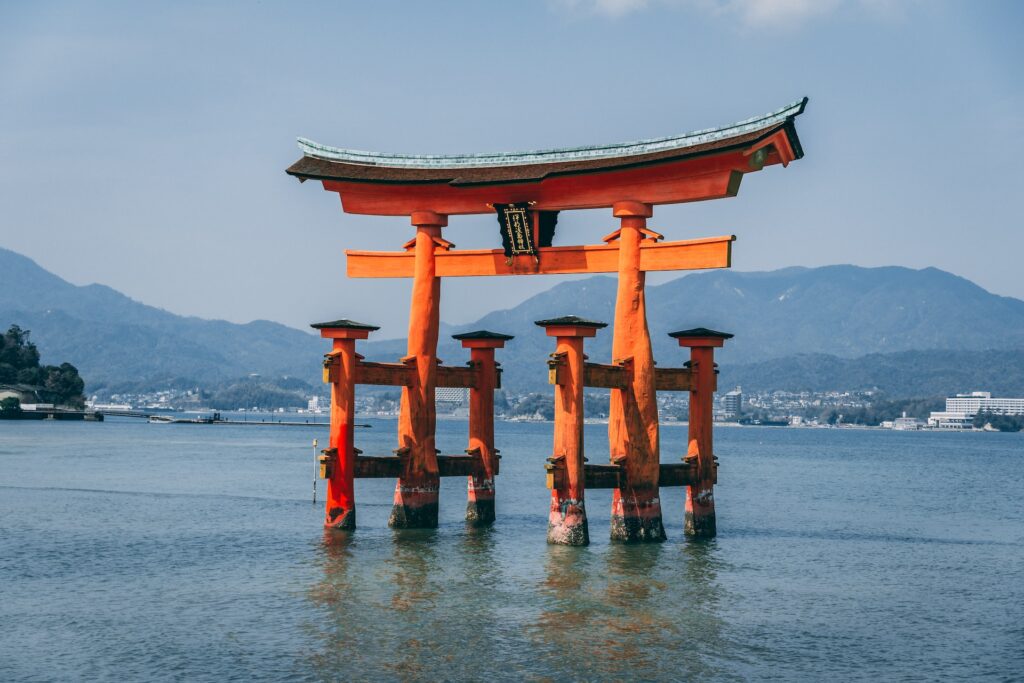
{"left": 0, "top": 325, "right": 86, "bottom": 408}
{"left": 972, "top": 411, "right": 1024, "bottom": 433}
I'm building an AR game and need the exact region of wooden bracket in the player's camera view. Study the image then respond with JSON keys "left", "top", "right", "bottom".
{"left": 322, "top": 351, "right": 341, "bottom": 384}
{"left": 744, "top": 129, "right": 797, "bottom": 168}
{"left": 547, "top": 352, "right": 567, "bottom": 386}
{"left": 401, "top": 235, "right": 456, "bottom": 252}
{"left": 544, "top": 455, "right": 566, "bottom": 490}
{"left": 602, "top": 227, "right": 664, "bottom": 243}
{"left": 318, "top": 448, "right": 337, "bottom": 479}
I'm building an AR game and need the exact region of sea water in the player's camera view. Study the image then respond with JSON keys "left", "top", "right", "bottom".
{"left": 1, "top": 417, "right": 1021, "bottom": 681}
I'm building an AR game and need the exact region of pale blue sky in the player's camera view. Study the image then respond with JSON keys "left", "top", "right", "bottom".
{"left": 1, "top": 1, "right": 1021, "bottom": 337}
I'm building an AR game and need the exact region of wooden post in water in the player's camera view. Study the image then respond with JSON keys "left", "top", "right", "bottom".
{"left": 454, "top": 330, "right": 514, "bottom": 526}
{"left": 669, "top": 328, "right": 733, "bottom": 538}
{"left": 607, "top": 201, "right": 665, "bottom": 543}
{"left": 537, "top": 316, "right": 607, "bottom": 546}
{"left": 391, "top": 211, "right": 448, "bottom": 528}
{"left": 311, "top": 319, "right": 379, "bottom": 530}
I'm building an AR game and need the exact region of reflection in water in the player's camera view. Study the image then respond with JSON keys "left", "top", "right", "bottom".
{"left": 304, "top": 524, "right": 732, "bottom": 680}
{"left": 384, "top": 529, "right": 443, "bottom": 680}
{"left": 673, "top": 540, "right": 732, "bottom": 680}
{"left": 305, "top": 530, "right": 363, "bottom": 680}
{"left": 306, "top": 527, "right": 513, "bottom": 682}
{"left": 529, "top": 540, "right": 731, "bottom": 680}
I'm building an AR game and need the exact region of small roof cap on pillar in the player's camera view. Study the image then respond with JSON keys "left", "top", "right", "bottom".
{"left": 310, "top": 318, "right": 379, "bottom": 340}
{"left": 534, "top": 315, "right": 607, "bottom": 329}
{"left": 669, "top": 327, "right": 733, "bottom": 348}
{"left": 452, "top": 330, "right": 515, "bottom": 341}
{"left": 453, "top": 329, "right": 514, "bottom": 348}
{"left": 668, "top": 327, "right": 733, "bottom": 339}
{"left": 535, "top": 315, "right": 607, "bottom": 338}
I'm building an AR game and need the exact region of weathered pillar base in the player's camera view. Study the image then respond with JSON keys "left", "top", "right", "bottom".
{"left": 388, "top": 483, "right": 439, "bottom": 529}
{"left": 610, "top": 488, "right": 666, "bottom": 543}
{"left": 325, "top": 507, "right": 356, "bottom": 531}
{"left": 466, "top": 477, "right": 496, "bottom": 526}
{"left": 684, "top": 486, "right": 717, "bottom": 538}
{"left": 547, "top": 494, "right": 589, "bottom": 546}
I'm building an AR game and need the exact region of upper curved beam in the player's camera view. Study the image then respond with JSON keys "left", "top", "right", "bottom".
{"left": 295, "top": 99, "right": 806, "bottom": 170}
{"left": 286, "top": 98, "right": 808, "bottom": 215}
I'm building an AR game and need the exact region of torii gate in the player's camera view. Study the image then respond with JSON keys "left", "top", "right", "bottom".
{"left": 289, "top": 98, "right": 807, "bottom": 544}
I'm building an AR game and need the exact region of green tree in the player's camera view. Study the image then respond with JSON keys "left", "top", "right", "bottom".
{"left": 973, "top": 411, "right": 1024, "bottom": 432}
{"left": 0, "top": 396, "right": 22, "bottom": 413}
{"left": 39, "top": 363, "right": 86, "bottom": 409}
{"left": 0, "top": 325, "right": 86, "bottom": 408}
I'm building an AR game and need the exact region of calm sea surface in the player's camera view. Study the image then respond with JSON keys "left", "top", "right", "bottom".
{"left": 1, "top": 417, "right": 1021, "bottom": 681}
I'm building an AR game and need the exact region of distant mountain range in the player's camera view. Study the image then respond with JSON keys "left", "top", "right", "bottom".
{"left": 3, "top": 246, "right": 1024, "bottom": 397}
{"left": 0, "top": 247, "right": 321, "bottom": 392}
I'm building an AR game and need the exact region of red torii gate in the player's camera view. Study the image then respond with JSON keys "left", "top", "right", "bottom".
{"left": 289, "top": 98, "right": 807, "bottom": 544}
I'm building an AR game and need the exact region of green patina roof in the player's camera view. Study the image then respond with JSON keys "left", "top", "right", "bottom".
{"left": 297, "top": 99, "right": 807, "bottom": 170}
{"left": 310, "top": 319, "right": 380, "bottom": 331}
{"left": 534, "top": 316, "right": 608, "bottom": 329}
{"left": 668, "top": 327, "right": 734, "bottom": 339}
{"left": 451, "top": 330, "right": 515, "bottom": 341}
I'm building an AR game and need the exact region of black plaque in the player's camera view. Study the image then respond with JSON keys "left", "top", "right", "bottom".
{"left": 495, "top": 203, "right": 536, "bottom": 258}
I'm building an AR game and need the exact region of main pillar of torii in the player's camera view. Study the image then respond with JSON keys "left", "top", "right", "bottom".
{"left": 607, "top": 200, "right": 665, "bottom": 542}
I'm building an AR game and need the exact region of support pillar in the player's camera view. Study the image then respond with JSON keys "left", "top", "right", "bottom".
{"left": 669, "top": 328, "right": 733, "bottom": 538}
{"left": 391, "top": 211, "right": 448, "bottom": 528}
{"left": 311, "top": 319, "right": 379, "bottom": 530}
{"left": 608, "top": 201, "right": 665, "bottom": 543}
{"left": 454, "top": 330, "right": 514, "bottom": 526}
{"left": 537, "top": 316, "right": 607, "bottom": 546}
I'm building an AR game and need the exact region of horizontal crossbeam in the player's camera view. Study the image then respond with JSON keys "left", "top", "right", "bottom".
{"left": 354, "top": 361, "right": 415, "bottom": 386}
{"left": 436, "top": 365, "right": 477, "bottom": 389}
{"left": 583, "top": 362, "right": 628, "bottom": 389}
{"left": 325, "top": 360, "right": 499, "bottom": 389}
{"left": 353, "top": 454, "right": 484, "bottom": 478}
{"left": 347, "top": 235, "right": 734, "bottom": 279}
{"left": 548, "top": 363, "right": 710, "bottom": 392}
{"left": 547, "top": 462, "right": 700, "bottom": 489}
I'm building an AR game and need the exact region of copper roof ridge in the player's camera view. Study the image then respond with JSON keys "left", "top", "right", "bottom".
{"left": 296, "top": 98, "right": 808, "bottom": 170}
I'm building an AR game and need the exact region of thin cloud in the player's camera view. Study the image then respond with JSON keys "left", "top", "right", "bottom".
{"left": 552, "top": 0, "right": 650, "bottom": 18}
{"left": 553, "top": 0, "right": 897, "bottom": 27}
{"left": 730, "top": 0, "right": 842, "bottom": 28}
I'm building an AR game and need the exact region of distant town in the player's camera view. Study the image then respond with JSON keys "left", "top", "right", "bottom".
{"left": 55, "top": 385, "right": 1023, "bottom": 433}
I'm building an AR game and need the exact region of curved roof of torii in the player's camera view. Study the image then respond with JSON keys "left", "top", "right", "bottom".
{"left": 287, "top": 98, "right": 807, "bottom": 187}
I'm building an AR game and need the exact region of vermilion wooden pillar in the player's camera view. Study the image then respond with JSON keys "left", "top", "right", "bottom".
{"left": 608, "top": 201, "right": 665, "bottom": 543}
{"left": 311, "top": 319, "right": 379, "bottom": 530}
{"left": 453, "top": 330, "right": 514, "bottom": 526}
{"left": 537, "top": 316, "right": 607, "bottom": 546}
{"left": 669, "top": 328, "right": 733, "bottom": 538}
{"left": 391, "top": 211, "right": 447, "bottom": 528}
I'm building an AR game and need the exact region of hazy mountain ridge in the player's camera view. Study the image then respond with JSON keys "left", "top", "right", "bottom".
{"left": 0, "top": 247, "right": 322, "bottom": 390}
{"left": 359, "top": 264, "right": 1024, "bottom": 393}
{"left": 3, "top": 246, "right": 1023, "bottom": 395}
{"left": 721, "top": 349, "right": 1024, "bottom": 398}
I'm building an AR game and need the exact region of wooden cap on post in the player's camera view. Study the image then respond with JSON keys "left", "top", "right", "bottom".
{"left": 452, "top": 330, "right": 514, "bottom": 349}
{"left": 668, "top": 327, "right": 733, "bottom": 348}
{"left": 410, "top": 210, "right": 448, "bottom": 228}
{"left": 611, "top": 200, "right": 653, "bottom": 218}
{"left": 310, "top": 319, "right": 380, "bottom": 340}
{"left": 535, "top": 315, "right": 607, "bottom": 338}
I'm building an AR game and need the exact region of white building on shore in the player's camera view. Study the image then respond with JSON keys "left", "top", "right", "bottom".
{"left": 928, "top": 391, "right": 1024, "bottom": 430}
